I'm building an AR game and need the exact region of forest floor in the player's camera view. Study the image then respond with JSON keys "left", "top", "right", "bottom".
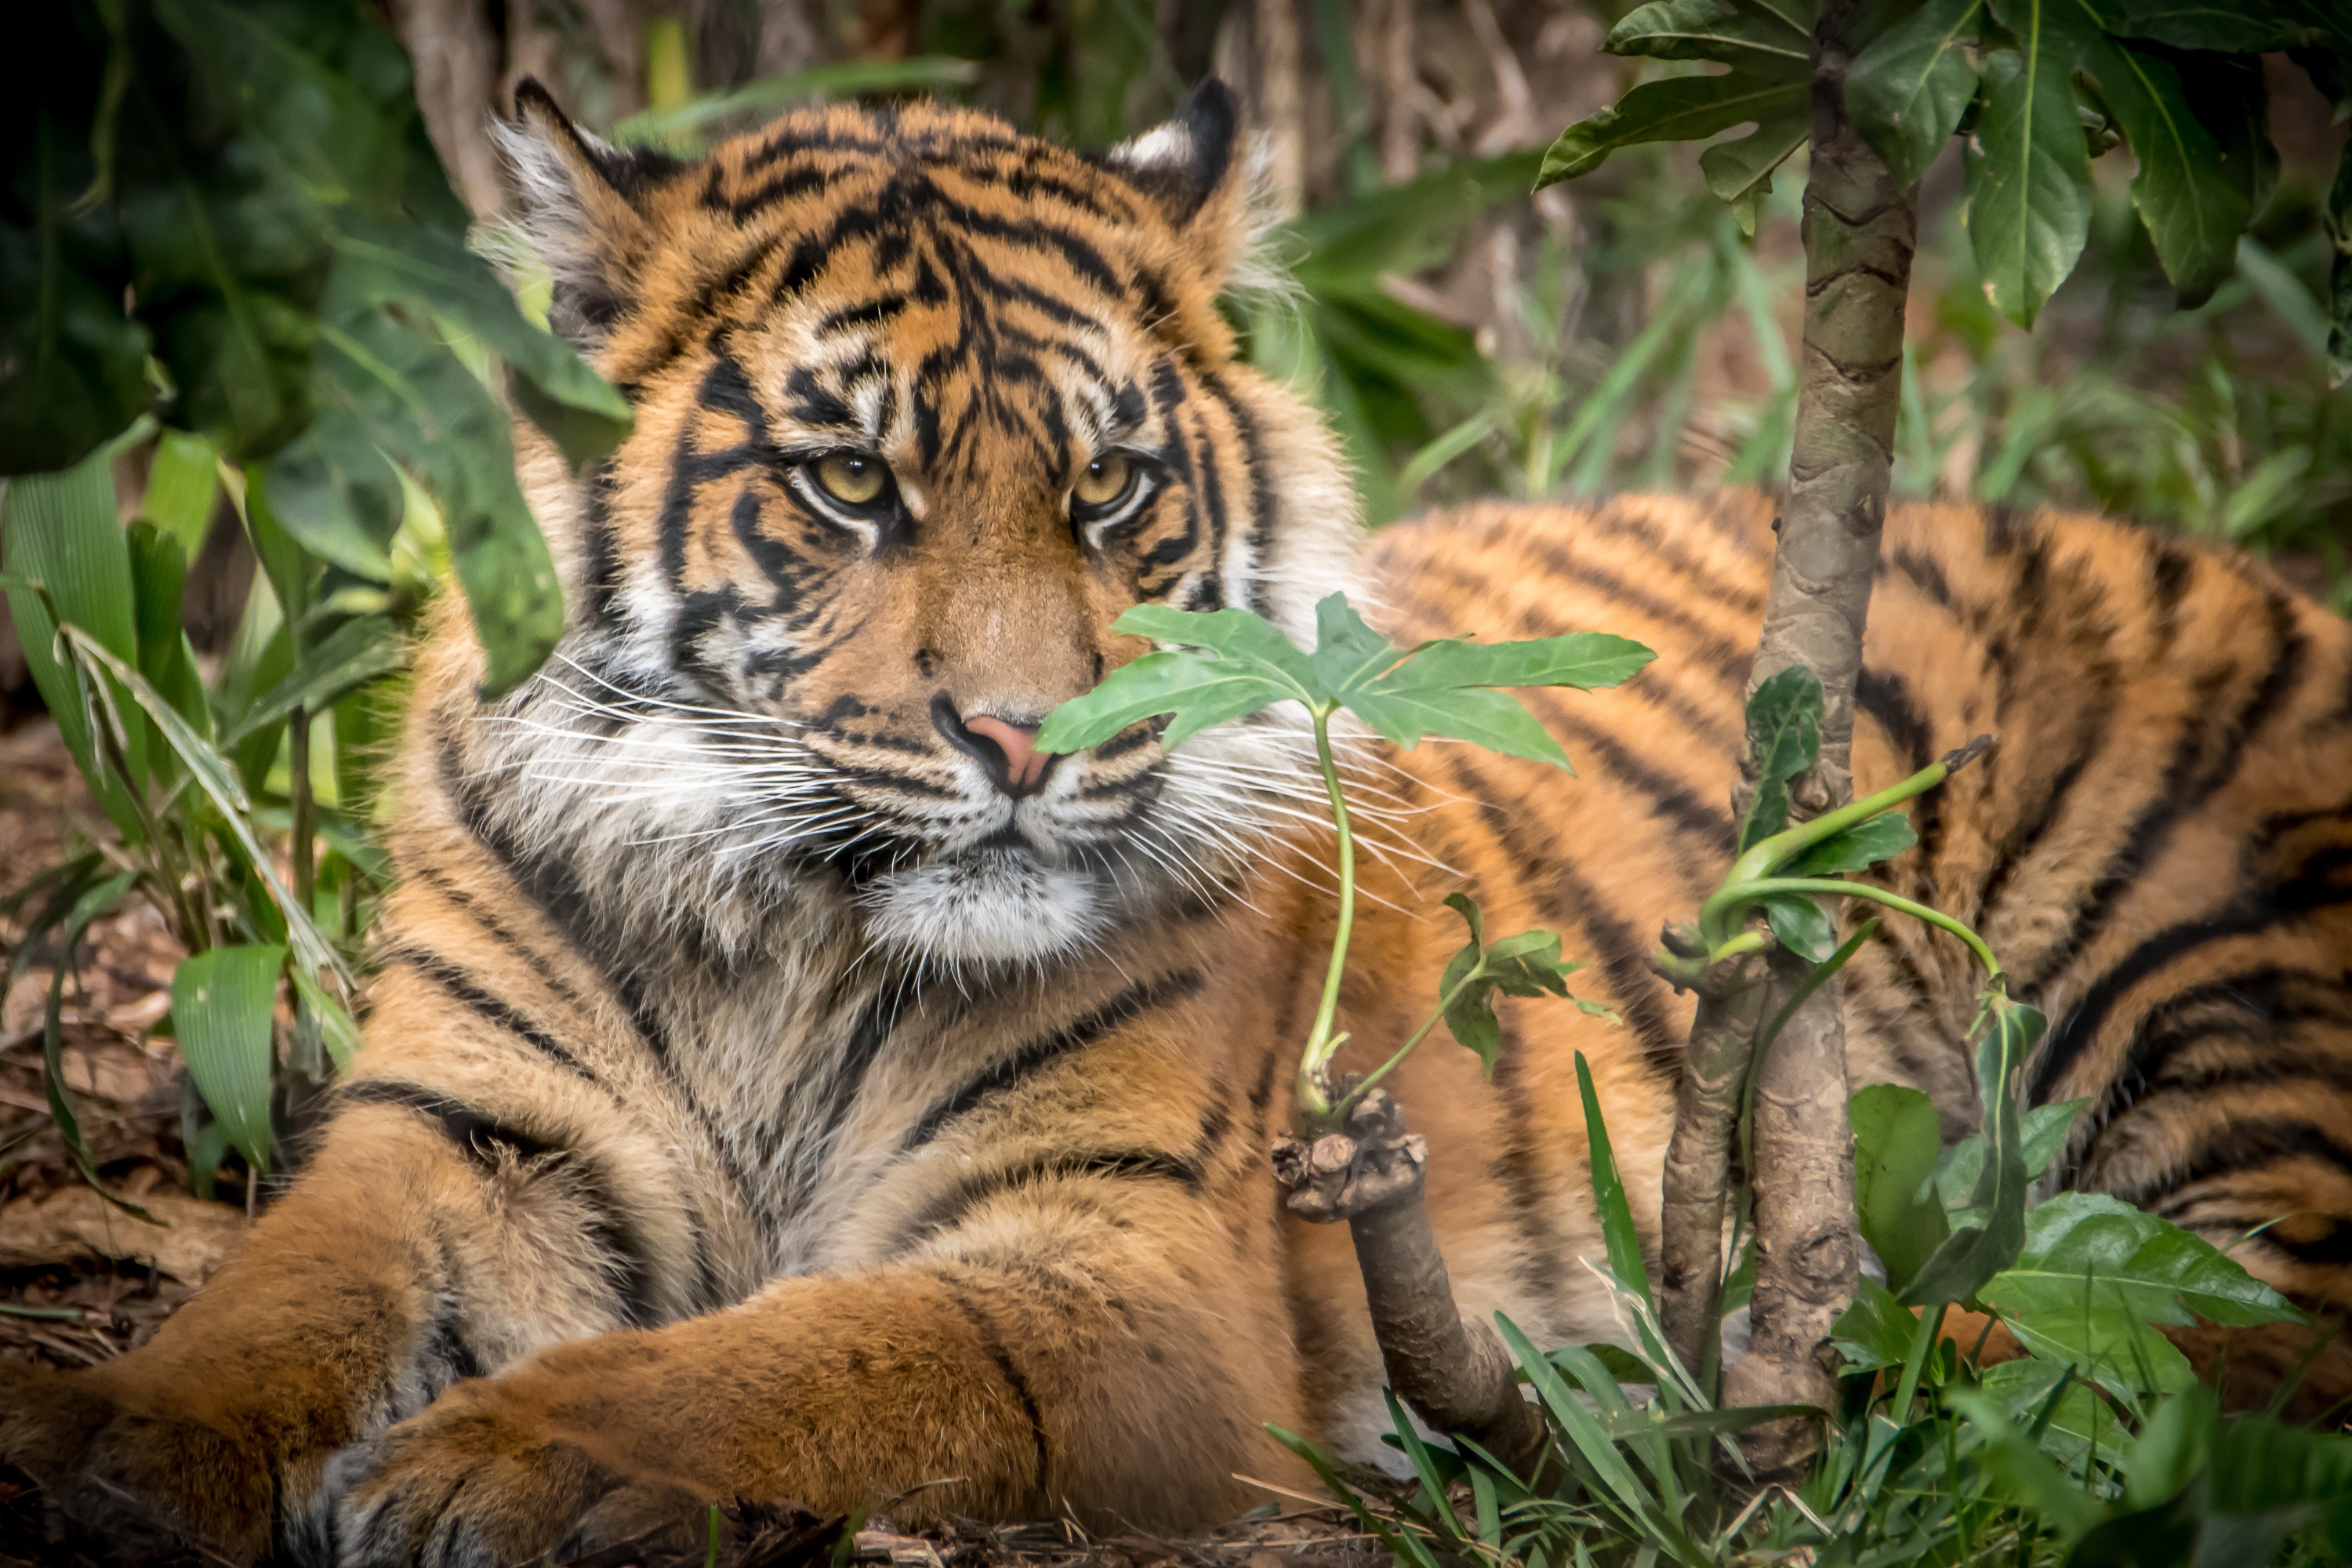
{"left": 0, "top": 719, "right": 1382, "bottom": 1568}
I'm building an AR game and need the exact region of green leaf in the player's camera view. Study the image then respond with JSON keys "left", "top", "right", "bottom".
{"left": 1436, "top": 894, "right": 1596, "bottom": 1073}
{"left": 1851, "top": 1083, "right": 1951, "bottom": 1290}
{"left": 2, "top": 445, "right": 149, "bottom": 822}
{"left": 1784, "top": 812, "right": 1918, "bottom": 876}
{"left": 1833, "top": 1272, "right": 1923, "bottom": 1370}
{"left": 1377, "top": 629, "right": 1657, "bottom": 694}
{"left": 1945, "top": 1385, "right": 2107, "bottom": 1541}
{"left": 1761, "top": 891, "right": 1836, "bottom": 962}
{"left": 171, "top": 945, "right": 286, "bottom": 1178}
{"left": 139, "top": 428, "right": 221, "bottom": 560}
{"left": 1576, "top": 1050, "right": 1655, "bottom": 1310}
{"left": 1978, "top": 1356, "right": 2116, "bottom": 1472}
{"left": 1497, "top": 1316, "right": 1679, "bottom": 1544}
{"left": 1904, "top": 995, "right": 2044, "bottom": 1305}
{"left": 259, "top": 402, "right": 401, "bottom": 581}
{"left": 1984, "top": 1192, "right": 2301, "bottom": 1331}
{"left": 1538, "top": 70, "right": 1818, "bottom": 188}
{"left": 223, "top": 613, "right": 406, "bottom": 746}
{"left": 2075, "top": 25, "right": 2251, "bottom": 305}
{"left": 1700, "top": 103, "right": 1813, "bottom": 234}
{"left": 1846, "top": 0, "right": 1987, "bottom": 187}
{"left": 1034, "top": 649, "right": 1300, "bottom": 757}
{"left": 288, "top": 963, "right": 359, "bottom": 1072}
{"left": 59, "top": 624, "right": 347, "bottom": 985}
{"left": 1308, "top": 593, "right": 1411, "bottom": 696}
{"left": 2100, "top": 0, "right": 2336, "bottom": 54}
{"left": 1116, "top": 601, "right": 1321, "bottom": 688}
{"left": 1967, "top": 16, "right": 2096, "bottom": 328}
{"left": 1935, "top": 1094, "right": 2089, "bottom": 1214}
{"left": 1738, "top": 664, "right": 1822, "bottom": 851}
{"left": 1606, "top": 0, "right": 1817, "bottom": 75}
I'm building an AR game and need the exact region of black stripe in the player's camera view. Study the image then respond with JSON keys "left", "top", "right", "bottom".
{"left": 905, "top": 970, "right": 1206, "bottom": 1150}
{"left": 1579, "top": 496, "right": 1766, "bottom": 615}
{"left": 377, "top": 945, "right": 597, "bottom": 1083}
{"left": 2031, "top": 841, "right": 2352, "bottom": 1105}
{"left": 1441, "top": 749, "right": 1682, "bottom": 1068}
{"left": 1521, "top": 541, "right": 1754, "bottom": 688}
{"left": 2137, "top": 1116, "right": 2352, "bottom": 1208}
{"left": 1534, "top": 705, "right": 1736, "bottom": 858}
{"left": 339, "top": 1082, "right": 662, "bottom": 1327}
{"left": 2103, "top": 967, "right": 2352, "bottom": 1112}
{"left": 2022, "top": 589, "right": 2310, "bottom": 995}
{"left": 941, "top": 1283, "right": 1051, "bottom": 1497}
{"left": 896, "top": 1149, "right": 1203, "bottom": 1248}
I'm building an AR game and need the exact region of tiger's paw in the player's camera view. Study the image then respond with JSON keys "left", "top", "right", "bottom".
{"left": 323, "top": 1381, "right": 682, "bottom": 1568}
{"left": 0, "top": 1359, "right": 278, "bottom": 1563}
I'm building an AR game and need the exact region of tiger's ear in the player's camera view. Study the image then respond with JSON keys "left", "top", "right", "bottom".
{"left": 1091, "top": 80, "right": 1256, "bottom": 289}
{"left": 501, "top": 79, "right": 684, "bottom": 350}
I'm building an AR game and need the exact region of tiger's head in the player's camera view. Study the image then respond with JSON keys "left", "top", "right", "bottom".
{"left": 474, "top": 82, "right": 1359, "bottom": 969}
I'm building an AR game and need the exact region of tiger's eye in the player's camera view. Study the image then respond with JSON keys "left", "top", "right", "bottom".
{"left": 1073, "top": 453, "right": 1134, "bottom": 509}
{"left": 813, "top": 453, "right": 887, "bottom": 506}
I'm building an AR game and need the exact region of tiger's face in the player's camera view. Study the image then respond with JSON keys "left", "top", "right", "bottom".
{"left": 492, "top": 83, "right": 1356, "bottom": 967}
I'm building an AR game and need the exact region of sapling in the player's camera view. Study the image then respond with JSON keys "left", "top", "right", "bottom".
{"left": 1035, "top": 591, "right": 1651, "bottom": 1466}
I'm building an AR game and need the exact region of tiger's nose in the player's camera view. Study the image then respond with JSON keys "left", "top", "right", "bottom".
{"left": 931, "top": 696, "right": 1057, "bottom": 798}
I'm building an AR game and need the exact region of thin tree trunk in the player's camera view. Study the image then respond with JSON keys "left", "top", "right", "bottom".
{"left": 1716, "top": 0, "right": 1918, "bottom": 1477}
{"left": 1654, "top": 940, "right": 1769, "bottom": 1385}
{"left": 1272, "top": 1090, "right": 1552, "bottom": 1481}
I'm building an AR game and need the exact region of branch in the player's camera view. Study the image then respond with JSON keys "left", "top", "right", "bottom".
{"left": 1272, "top": 1090, "right": 1552, "bottom": 1480}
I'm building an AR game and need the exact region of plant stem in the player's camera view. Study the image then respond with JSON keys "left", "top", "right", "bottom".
{"left": 290, "top": 703, "right": 314, "bottom": 914}
{"left": 1334, "top": 970, "right": 1481, "bottom": 1122}
{"left": 1295, "top": 702, "right": 1357, "bottom": 1125}
{"left": 1727, "top": 879, "right": 1999, "bottom": 981}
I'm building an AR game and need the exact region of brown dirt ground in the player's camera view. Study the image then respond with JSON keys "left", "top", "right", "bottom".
{"left": 0, "top": 721, "right": 1389, "bottom": 1568}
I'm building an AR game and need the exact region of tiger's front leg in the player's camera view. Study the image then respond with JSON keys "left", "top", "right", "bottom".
{"left": 0, "top": 1094, "right": 651, "bottom": 1561}
{"left": 323, "top": 1209, "right": 1309, "bottom": 1568}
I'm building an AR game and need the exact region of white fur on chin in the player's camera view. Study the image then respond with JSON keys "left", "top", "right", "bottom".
{"left": 857, "top": 847, "right": 1106, "bottom": 966}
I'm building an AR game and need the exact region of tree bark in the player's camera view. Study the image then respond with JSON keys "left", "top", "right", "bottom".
{"left": 1715, "top": 0, "right": 1917, "bottom": 1478}
{"left": 1272, "top": 1090, "right": 1552, "bottom": 1481}
{"left": 1653, "top": 938, "right": 1769, "bottom": 1387}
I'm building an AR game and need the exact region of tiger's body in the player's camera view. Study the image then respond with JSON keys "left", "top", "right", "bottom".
{"left": 5, "top": 81, "right": 2350, "bottom": 1568}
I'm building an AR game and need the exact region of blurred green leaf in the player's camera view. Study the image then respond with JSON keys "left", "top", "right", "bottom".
{"left": 1846, "top": 0, "right": 1986, "bottom": 187}
{"left": 306, "top": 276, "right": 563, "bottom": 695}
{"left": 1966, "top": 22, "right": 2096, "bottom": 328}
{"left": 0, "top": 28, "right": 154, "bottom": 474}
{"left": 332, "top": 217, "right": 632, "bottom": 468}
{"left": 611, "top": 56, "right": 984, "bottom": 147}
{"left": 139, "top": 427, "right": 220, "bottom": 558}
{"left": 1851, "top": 1083, "right": 1951, "bottom": 1290}
{"left": 171, "top": 943, "right": 285, "bottom": 1173}
{"left": 223, "top": 612, "right": 405, "bottom": 746}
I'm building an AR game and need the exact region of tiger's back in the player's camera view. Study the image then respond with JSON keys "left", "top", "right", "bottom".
{"left": 1338, "top": 491, "right": 2352, "bottom": 1425}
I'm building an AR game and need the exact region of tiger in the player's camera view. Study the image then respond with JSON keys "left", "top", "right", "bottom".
{"left": 5, "top": 74, "right": 2350, "bottom": 1568}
